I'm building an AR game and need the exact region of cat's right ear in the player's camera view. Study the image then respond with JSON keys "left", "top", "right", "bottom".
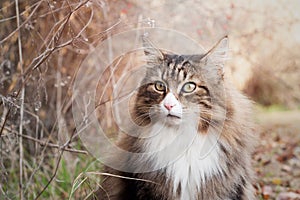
{"left": 142, "top": 36, "right": 164, "bottom": 64}
{"left": 202, "top": 36, "right": 229, "bottom": 68}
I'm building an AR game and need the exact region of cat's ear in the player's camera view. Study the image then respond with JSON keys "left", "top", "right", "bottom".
{"left": 142, "top": 36, "right": 164, "bottom": 64}
{"left": 202, "top": 36, "right": 229, "bottom": 76}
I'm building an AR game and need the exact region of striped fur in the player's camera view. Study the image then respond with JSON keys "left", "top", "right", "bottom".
{"left": 93, "top": 37, "right": 256, "bottom": 200}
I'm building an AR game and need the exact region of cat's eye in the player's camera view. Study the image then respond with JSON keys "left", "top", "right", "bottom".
{"left": 182, "top": 82, "right": 196, "bottom": 93}
{"left": 154, "top": 81, "right": 166, "bottom": 92}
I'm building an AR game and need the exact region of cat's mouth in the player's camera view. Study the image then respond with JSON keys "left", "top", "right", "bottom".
{"left": 167, "top": 114, "right": 181, "bottom": 119}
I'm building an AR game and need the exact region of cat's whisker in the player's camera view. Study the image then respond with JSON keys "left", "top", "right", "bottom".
{"left": 197, "top": 117, "right": 225, "bottom": 131}
{"left": 132, "top": 113, "right": 149, "bottom": 122}
{"left": 181, "top": 108, "right": 234, "bottom": 123}
{"left": 132, "top": 111, "right": 166, "bottom": 126}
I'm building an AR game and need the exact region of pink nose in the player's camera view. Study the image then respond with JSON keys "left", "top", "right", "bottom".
{"left": 164, "top": 103, "right": 174, "bottom": 111}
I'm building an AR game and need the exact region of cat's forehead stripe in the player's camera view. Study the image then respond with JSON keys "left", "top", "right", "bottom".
{"left": 162, "top": 56, "right": 192, "bottom": 82}
{"left": 162, "top": 68, "right": 167, "bottom": 80}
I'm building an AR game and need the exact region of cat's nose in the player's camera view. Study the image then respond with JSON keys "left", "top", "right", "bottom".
{"left": 164, "top": 103, "right": 175, "bottom": 111}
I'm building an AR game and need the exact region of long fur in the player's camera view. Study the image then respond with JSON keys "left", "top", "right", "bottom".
{"left": 92, "top": 37, "right": 256, "bottom": 200}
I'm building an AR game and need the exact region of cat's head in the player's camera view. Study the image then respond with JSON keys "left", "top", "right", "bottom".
{"left": 134, "top": 36, "right": 228, "bottom": 131}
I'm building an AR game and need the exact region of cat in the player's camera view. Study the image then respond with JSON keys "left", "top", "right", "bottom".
{"left": 91, "top": 36, "right": 256, "bottom": 200}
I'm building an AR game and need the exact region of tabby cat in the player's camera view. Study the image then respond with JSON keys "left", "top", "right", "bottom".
{"left": 93, "top": 36, "right": 256, "bottom": 200}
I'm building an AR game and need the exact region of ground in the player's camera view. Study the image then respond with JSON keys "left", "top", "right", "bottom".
{"left": 254, "top": 108, "right": 300, "bottom": 200}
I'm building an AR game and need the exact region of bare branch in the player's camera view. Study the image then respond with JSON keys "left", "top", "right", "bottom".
{"left": 2, "top": 127, "right": 88, "bottom": 155}
{"left": 0, "top": 1, "right": 43, "bottom": 44}
{"left": 15, "top": 0, "right": 25, "bottom": 199}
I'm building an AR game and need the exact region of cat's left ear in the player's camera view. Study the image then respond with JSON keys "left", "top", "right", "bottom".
{"left": 203, "top": 36, "right": 229, "bottom": 78}
{"left": 142, "top": 35, "right": 165, "bottom": 64}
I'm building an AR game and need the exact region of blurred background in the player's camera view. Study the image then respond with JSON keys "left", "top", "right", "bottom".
{"left": 0, "top": 0, "right": 299, "bottom": 199}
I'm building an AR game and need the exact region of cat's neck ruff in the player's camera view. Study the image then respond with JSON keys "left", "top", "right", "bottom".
{"left": 143, "top": 118, "right": 222, "bottom": 200}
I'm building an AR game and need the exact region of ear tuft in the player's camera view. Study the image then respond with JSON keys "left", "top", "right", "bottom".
{"left": 142, "top": 35, "right": 164, "bottom": 63}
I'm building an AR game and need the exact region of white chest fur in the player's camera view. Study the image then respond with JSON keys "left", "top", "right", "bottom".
{"left": 143, "top": 121, "right": 221, "bottom": 200}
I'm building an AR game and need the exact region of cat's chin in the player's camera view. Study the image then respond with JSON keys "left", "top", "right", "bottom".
{"left": 163, "top": 115, "right": 182, "bottom": 126}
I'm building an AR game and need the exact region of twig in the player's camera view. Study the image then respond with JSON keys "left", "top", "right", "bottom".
{"left": 0, "top": 1, "right": 41, "bottom": 23}
{"left": 15, "top": 0, "right": 24, "bottom": 199}
{"left": 0, "top": 1, "right": 44, "bottom": 139}
{"left": 1, "top": 127, "right": 88, "bottom": 155}
{"left": 34, "top": 124, "right": 79, "bottom": 200}
{"left": 87, "top": 172, "right": 159, "bottom": 185}
{"left": 22, "top": 0, "right": 91, "bottom": 81}
{"left": 0, "top": 110, "right": 10, "bottom": 137}
{"left": 0, "top": 1, "right": 43, "bottom": 44}
{"left": 34, "top": 147, "right": 64, "bottom": 200}
{"left": 34, "top": 75, "right": 85, "bottom": 199}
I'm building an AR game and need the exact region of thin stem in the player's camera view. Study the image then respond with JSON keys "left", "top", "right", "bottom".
{"left": 0, "top": 1, "right": 43, "bottom": 44}
{"left": 15, "top": 0, "right": 24, "bottom": 199}
{"left": 1, "top": 127, "right": 88, "bottom": 155}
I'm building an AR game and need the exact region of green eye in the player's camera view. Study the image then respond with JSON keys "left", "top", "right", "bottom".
{"left": 154, "top": 81, "right": 166, "bottom": 92}
{"left": 182, "top": 82, "right": 196, "bottom": 93}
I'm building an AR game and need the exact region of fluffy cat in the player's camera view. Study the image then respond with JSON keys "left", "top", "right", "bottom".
{"left": 92, "top": 36, "right": 256, "bottom": 200}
